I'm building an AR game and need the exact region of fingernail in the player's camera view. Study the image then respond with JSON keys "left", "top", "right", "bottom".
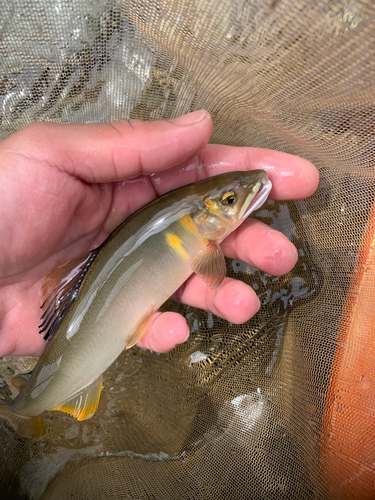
{"left": 171, "top": 110, "right": 208, "bottom": 126}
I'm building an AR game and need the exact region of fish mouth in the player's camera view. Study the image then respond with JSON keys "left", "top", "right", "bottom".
{"left": 238, "top": 179, "right": 272, "bottom": 219}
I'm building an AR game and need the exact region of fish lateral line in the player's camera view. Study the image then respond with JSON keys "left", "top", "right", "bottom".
{"left": 0, "top": 170, "right": 271, "bottom": 439}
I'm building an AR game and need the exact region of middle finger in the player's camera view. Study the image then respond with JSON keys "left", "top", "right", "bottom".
{"left": 221, "top": 218, "right": 298, "bottom": 276}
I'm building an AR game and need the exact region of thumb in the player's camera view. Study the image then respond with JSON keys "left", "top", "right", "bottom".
{"left": 6, "top": 110, "right": 213, "bottom": 183}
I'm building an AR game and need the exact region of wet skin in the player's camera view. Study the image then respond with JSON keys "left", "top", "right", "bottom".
{"left": 0, "top": 110, "right": 319, "bottom": 357}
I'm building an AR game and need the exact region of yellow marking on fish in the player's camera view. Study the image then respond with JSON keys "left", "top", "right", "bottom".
{"left": 204, "top": 199, "right": 219, "bottom": 215}
{"left": 179, "top": 214, "right": 198, "bottom": 232}
{"left": 50, "top": 379, "right": 103, "bottom": 421}
{"left": 166, "top": 232, "right": 189, "bottom": 259}
{"left": 179, "top": 213, "right": 210, "bottom": 246}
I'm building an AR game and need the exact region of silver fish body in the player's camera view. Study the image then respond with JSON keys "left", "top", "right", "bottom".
{"left": 0, "top": 170, "right": 272, "bottom": 438}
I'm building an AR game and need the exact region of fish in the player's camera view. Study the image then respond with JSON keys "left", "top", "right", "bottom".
{"left": 0, "top": 170, "right": 272, "bottom": 439}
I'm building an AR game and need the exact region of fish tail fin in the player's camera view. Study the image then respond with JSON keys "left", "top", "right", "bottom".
{"left": 0, "top": 404, "right": 45, "bottom": 440}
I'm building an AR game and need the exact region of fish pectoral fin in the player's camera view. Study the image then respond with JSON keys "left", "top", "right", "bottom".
{"left": 191, "top": 242, "right": 226, "bottom": 289}
{"left": 39, "top": 249, "right": 99, "bottom": 341}
{"left": 0, "top": 405, "right": 45, "bottom": 440}
{"left": 50, "top": 375, "right": 103, "bottom": 421}
{"left": 125, "top": 313, "right": 154, "bottom": 349}
{"left": 10, "top": 371, "right": 33, "bottom": 390}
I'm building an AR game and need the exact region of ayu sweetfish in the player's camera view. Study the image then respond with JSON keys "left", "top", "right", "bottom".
{"left": 0, "top": 170, "right": 272, "bottom": 439}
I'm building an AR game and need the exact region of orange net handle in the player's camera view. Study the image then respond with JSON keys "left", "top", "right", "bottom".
{"left": 321, "top": 200, "right": 375, "bottom": 498}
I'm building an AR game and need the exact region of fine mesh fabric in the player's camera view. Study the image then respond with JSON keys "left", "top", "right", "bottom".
{"left": 0, "top": 1, "right": 374, "bottom": 499}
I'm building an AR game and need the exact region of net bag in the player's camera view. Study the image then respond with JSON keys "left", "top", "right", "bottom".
{"left": 0, "top": 1, "right": 374, "bottom": 498}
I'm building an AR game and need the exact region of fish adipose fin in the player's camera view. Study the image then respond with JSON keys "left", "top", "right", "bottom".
{"left": 10, "top": 371, "right": 33, "bottom": 390}
{"left": 191, "top": 242, "right": 226, "bottom": 289}
{"left": 50, "top": 375, "right": 103, "bottom": 421}
{"left": 0, "top": 405, "right": 45, "bottom": 440}
{"left": 39, "top": 250, "right": 99, "bottom": 341}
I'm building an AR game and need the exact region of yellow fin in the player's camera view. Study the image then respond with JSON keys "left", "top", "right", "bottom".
{"left": 191, "top": 242, "right": 226, "bottom": 289}
{"left": 50, "top": 375, "right": 102, "bottom": 421}
{"left": 126, "top": 313, "right": 154, "bottom": 349}
{"left": 0, "top": 405, "right": 45, "bottom": 440}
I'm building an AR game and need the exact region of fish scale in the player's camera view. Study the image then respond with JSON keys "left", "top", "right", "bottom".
{"left": 0, "top": 170, "right": 271, "bottom": 439}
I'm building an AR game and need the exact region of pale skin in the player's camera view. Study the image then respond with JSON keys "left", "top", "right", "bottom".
{"left": 0, "top": 110, "right": 319, "bottom": 357}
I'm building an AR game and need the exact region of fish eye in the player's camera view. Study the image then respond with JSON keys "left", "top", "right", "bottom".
{"left": 222, "top": 191, "right": 237, "bottom": 206}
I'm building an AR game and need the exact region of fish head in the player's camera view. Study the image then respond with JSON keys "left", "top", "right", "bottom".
{"left": 192, "top": 170, "right": 272, "bottom": 242}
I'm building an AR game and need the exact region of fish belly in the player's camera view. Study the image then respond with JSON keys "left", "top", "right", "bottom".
{"left": 15, "top": 222, "right": 204, "bottom": 417}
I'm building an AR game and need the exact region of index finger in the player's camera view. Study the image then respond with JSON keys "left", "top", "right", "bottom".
{"left": 150, "top": 144, "right": 319, "bottom": 200}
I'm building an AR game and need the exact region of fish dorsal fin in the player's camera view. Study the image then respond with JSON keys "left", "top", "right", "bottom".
{"left": 10, "top": 371, "right": 33, "bottom": 390}
{"left": 39, "top": 250, "right": 99, "bottom": 341}
{"left": 191, "top": 242, "right": 227, "bottom": 289}
{"left": 50, "top": 375, "right": 103, "bottom": 421}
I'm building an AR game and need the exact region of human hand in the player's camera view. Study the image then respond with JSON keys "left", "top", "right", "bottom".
{"left": 0, "top": 110, "right": 318, "bottom": 357}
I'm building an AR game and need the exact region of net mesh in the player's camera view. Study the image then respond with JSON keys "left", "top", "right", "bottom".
{"left": 1, "top": 0, "right": 375, "bottom": 498}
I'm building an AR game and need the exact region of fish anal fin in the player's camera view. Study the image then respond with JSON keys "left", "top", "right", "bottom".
{"left": 125, "top": 313, "right": 154, "bottom": 349}
{"left": 10, "top": 371, "right": 33, "bottom": 390}
{"left": 39, "top": 249, "right": 99, "bottom": 341}
{"left": 50, "top": 375, "right": 103, "bottom": 421}
{"left": 0, "top": 405, "right": 45, "bottom": 440}
{"left": 191, "top": 242, "right": 226, "bottom": 289}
